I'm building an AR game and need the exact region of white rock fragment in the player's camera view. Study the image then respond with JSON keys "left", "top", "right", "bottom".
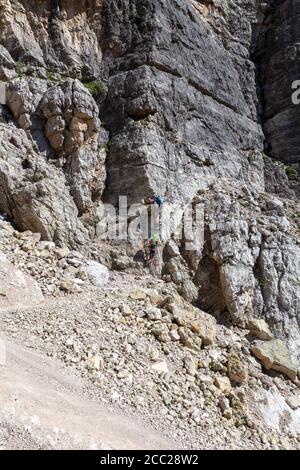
{"left": 151, "top": 361, "right": 169, "bottom": 374}
{"left": 85, "top": 261, "right": 109, "bottom": 288}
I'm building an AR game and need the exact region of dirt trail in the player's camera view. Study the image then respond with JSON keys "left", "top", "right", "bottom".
{"left": 0, "top": 338, "right": 175, "bottom": 450}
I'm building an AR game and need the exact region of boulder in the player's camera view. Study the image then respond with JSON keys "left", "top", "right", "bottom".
{"left": 172, "top": 304, "right": 216, "bottom": 346}
{"left": 227, "top": 351, "right": 249, "bottom": 384}
{"left": 178, "top": 327, "right": 202, "bottom": 351}
{"left": 85, "top": 261, "right": 109, "bottom": 288}
{"left": 129, "top": 289, "right": 147, "bottom": 301}
{"left": 248, "top": 318, "right": 273, "bottom": 341}
{"left": 183, "top": 355, "right": 197, "bottom": 376}
{"left": 286, "top": 396, "right": 300, "bottom": 411}
{"left": 250, "top": 339, "right": 298, "bottom": 380}
{"left": 214, "top": 376, "right": 232, "bottom": 394}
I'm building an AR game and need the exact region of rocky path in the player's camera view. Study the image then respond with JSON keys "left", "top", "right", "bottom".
{"left": 1, "top": 273, "right": 299, "bottom": 450}
{"left": 0, "top": 338, "right": 175, "bottom": 450}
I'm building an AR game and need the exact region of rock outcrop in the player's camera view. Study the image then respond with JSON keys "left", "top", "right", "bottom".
{"left": 101, "top": 0, "right": 264, "bottom": 204}
{"left": 251, "top": 339, "right": 298, "bottom": 380}
{"left": 254, "top": 0, "right": 300, "bottom": 168}
{"left": 0, "top": 123, "right": 88, "bottom": 246}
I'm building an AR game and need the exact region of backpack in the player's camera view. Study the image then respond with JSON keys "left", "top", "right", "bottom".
{"left": 154, "top": 195, "right": 163, "bottom": 206}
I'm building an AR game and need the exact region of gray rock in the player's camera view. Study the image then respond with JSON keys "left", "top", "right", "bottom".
{"left": 85, "top": 261, "right": 109, "bottom": 288}
{"left": 0, "top": 123, "right": 88, "bottom": 247}
{"left": 248, "top": 318, "right": 273, "bottom": 341}
{"left": 256, "top": 0, "right": 300, "bottom": 165}
{"left": 151, "top": 361, "right": 169, "bottom": 374}
{"left": 0, "top": 45, "right": 15, "bottom": 68}
{"left": 251, "top": 339, "right": 298, "bottom": 381}
{"left": 183, "top": 356, "right": 197, "bottom": 377}
{"left": 227, "top": 351, "right": 249, "bottom": 384}
{"left": 286, "top": 396, "right": 300, "bottom": 411}
{"left": 102, "top": 0, "right": 264, "bottom": 206}
{"left": 40, "top": 79, "right": 100, "bottom": 155}
{"left": 146, "top": 306, "right": 162, "bottom": 321}
{"left": 1, "top": 74, "right": 108, "bottom": 244}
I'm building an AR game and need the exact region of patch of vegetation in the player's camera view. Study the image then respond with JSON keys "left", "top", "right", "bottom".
{"left": 98, "top": 143, "right": 108, "bottom": 152}
{"left": 246, "top": 150, "right": 258, "bottom": 163}
{"left": 98, "top": 141, "right": 111, "bottom": 153}
{"left": 202, "top": 158, "right": 214, "bottom": 167}
{"left": 285, "top": 165, "right": 298, "bottom": 180}
{"left": 82, "top": 80, "right": 108, "bottom": 99}
{"left": 45, "top": 70, "right": 57, "bottom": 81}
{"left": 33, "top": 173, "right": 45, "bottom": 182}
{"left": 245, "top": 150, "right": 269, "bottom": 163}
{"left": 256, "top": 275, "right": 270, "bottom": 288}
{"left": 15, "top": 61, "right": 28, "bottom": 76}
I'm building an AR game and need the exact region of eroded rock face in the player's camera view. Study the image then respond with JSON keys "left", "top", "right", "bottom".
{"left": 162, "top": 178, "right": 300, "bottom": 359}
{"left": 40, "top": 79, "right": 100, "bottom": 155}
{"left": 0, "top": 0, "right": 103, "bottom": 77}
{"left": 1, "top": 75, "right": 107, "bottom": 242}
{"left": 101, "top": 0, "right": 264, "bottom": 205}
{"left": 0, "top": 123, "right": 88, "bottom": 246}
{"left": 255, "top": 0, "right": 300, "bottom": 165}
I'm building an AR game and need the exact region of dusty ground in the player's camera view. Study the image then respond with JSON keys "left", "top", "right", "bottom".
{"left": 0, "top": 338, "right": 175, "bottom": 450}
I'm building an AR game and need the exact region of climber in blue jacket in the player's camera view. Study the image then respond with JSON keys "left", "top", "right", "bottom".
{"left": 153, "top": 195, "right": 163, "bottom": 208}
{"left": 144, "top": 195, "right": 164, "bottom": 208}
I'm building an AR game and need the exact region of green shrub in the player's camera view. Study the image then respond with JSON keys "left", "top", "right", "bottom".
{"left": 45, "top": 70, "right": 57, "bottom": 81}
{"left": 98, "top": 141, "right": 111, "bottom": 153}
{"left": 257, "top": 275, "right": 270, "bottom": 288}
{"left": 203, "top": 158, "right": 214, "bottom": 167}
{"left": 83, "top": 80, "right": 108, "bottom": 98}
{"left": 15, "top": 61, "right": 27, "bottom": 76}
{"left": 285, "top": 165, "right": 297, "bottom": 180}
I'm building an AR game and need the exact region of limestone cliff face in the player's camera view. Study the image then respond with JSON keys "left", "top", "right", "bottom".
{"left": 0, "top": 0, "right": 299, "bottom": 357}
{"left": 254, "top": 0, "right": 300, "bottom": 166}
{"left": 0, "top": 0, "right": 103, "bottom": 76}
{"left": 101, "top": 0, "right": 264, "bottom": 204}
